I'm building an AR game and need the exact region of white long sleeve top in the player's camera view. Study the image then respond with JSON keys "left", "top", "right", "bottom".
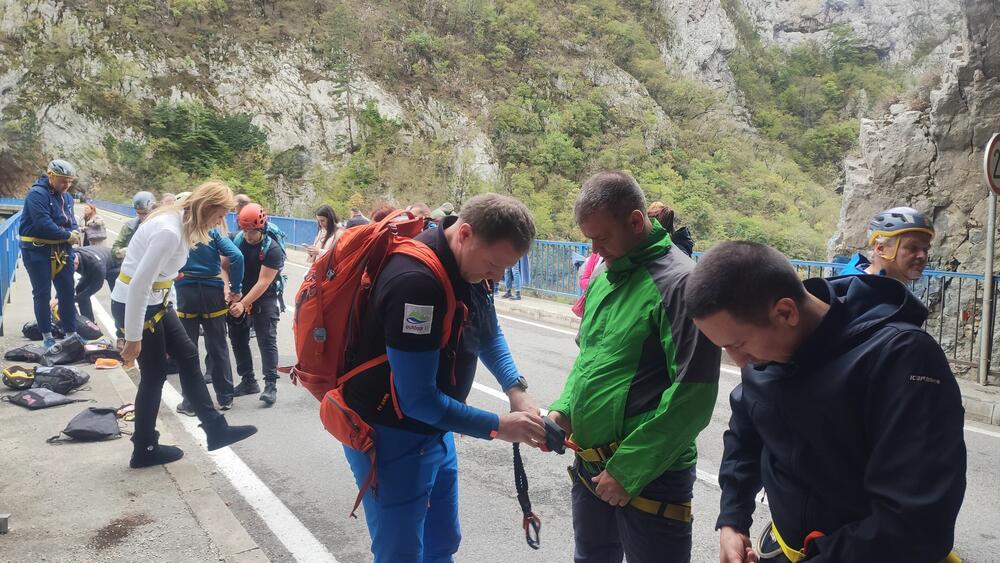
{"left": 110, "top": 211, "right": 190, "bottom": 341}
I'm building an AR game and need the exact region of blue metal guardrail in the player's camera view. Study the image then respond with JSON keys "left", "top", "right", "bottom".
{"left": 528, "top": 241, "right": 1000, "bottom": 375}
{"left": 0, "top": 210, "right": 22, "bottom": 337}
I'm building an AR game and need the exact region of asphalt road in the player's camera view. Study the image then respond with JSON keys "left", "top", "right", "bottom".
{"left": 94, "top": 210, "right": 1000, "bottom": 562}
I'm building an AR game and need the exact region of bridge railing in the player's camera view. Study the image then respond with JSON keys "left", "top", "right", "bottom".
{"left": 0, "top": 210, "right": 22, "bottom": 336}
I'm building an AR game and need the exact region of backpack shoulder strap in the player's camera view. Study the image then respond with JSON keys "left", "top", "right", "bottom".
{"left": 390, "top": 239, "right": 459, "bottom": 349}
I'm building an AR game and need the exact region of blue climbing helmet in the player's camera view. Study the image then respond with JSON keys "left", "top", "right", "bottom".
{"left": 132, "top": 191, "right": 155, "bottom": 212}
{"left": 867, "top": 207, "right": 935, "bottom": 246}
{"left": 46, "top": 159, "right": 76, "bottom": 178}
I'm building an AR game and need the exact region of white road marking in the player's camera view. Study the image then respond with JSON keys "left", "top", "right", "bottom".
{"left": 90, "top": 297, "right": 341, "bottom": 563}
{"left": 965, "top": 424, "right": 1000, "bottom": 439}
{"left": 496, "top": 314, "right": 578, "bottom": 336}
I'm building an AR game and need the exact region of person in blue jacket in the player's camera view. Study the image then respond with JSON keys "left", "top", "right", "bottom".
{"left": 175, "top": 191, "right": 245, "bottom": 413}
{"left": 839, "top": 206, "right": 934, "bottom": 283}
{"left": 687, "top": 241, "right": 965, "bottom": 563}
{"left": 19, "top": 159, "right": 83, "bottom": 349}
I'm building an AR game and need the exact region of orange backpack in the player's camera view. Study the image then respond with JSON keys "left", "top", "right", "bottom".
{"left": 285, "top": 211, "right": 461, "bottom": 517}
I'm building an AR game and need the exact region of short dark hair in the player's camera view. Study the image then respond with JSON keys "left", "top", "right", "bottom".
{"left": 459, "top": 193, "right": 536, "bottom": 253}
{"left": 685, "top": 241, "right": 807, "bottom": 325}
{"left": 574, "top": 171, "right": 647, "bottom": 223}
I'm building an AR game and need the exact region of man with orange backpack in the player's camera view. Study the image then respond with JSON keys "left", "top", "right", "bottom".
{"left": 301, "top": 193, "right": 546, "bottom": 562}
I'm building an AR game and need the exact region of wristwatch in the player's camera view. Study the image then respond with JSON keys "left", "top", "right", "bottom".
{"left": 507, "top": 376, "right": 528, "bottom": 393}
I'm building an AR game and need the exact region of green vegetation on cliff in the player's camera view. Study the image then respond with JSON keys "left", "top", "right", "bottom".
{"left": 0, "top": 0, "right": 905, "bottom": 257}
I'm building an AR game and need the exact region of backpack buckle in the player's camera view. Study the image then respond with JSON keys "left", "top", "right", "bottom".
{"left": 313, "top": 327, "right": 327, "bottom": 343}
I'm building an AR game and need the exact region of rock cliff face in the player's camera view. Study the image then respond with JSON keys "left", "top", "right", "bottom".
{"left": 831, "top": 0, "right": 1000, "bottom": 273}
{"left": 830, "top": 0, "right": 999, "bottom": 374}
{"left": 660, "top": 0, "right": 963, "bottom": 102}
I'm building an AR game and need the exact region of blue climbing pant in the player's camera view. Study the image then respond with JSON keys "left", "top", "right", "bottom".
{"left": 343, "top": 425, "right": 460, "bottom": 563}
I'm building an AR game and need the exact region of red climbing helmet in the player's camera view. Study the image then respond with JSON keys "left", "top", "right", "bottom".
{"left": 238, "top": 203, "right": 267, "bottom": 231}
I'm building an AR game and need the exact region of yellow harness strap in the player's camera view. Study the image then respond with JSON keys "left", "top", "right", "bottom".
{"left": 20, "top": 236, "right": 71, "bottom": 277}
{"left": 770, "top": 522, "right": 962, "bottom": 563}
{"left": 19, "top": 235, "right": 69, "bottom": 245}
{"left": 567, "top": 464, "right": 693, "bottom": 523}
{"left": 117, "top": 273, "right": 174, "bottom": 291}
{"left": 176, "top": 307, "right": 229, "bottom": 320}
{"left": 117, "top": 274, "right": 175, "bottom": 332}
{"left": 770, "top": 523, "right": 806, "bottom": 562}
{"left": 575, "top": 441, "right": 620, "bottom": 464}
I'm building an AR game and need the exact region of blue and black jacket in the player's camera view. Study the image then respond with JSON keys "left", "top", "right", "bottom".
{"left": 19, "top": 175, "right": 76, "bottom": 259}
{"left": 717, "top": 275, "right": 966, "bottom": 561}
{"left": 177, "top": 228, "right": 245, "bottom": 295}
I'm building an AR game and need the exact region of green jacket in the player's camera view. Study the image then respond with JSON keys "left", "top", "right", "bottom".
{"left": 550, "top": 222, "right": 721, "bottom": 496}
{"left": 111, "top": 217, "right": 140, "bottom": 263}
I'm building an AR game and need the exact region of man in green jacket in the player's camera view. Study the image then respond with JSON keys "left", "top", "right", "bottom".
{"left": 548, "top": 171, "right": 721, "bottom": 563}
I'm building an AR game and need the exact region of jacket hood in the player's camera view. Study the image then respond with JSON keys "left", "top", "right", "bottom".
{"left": 792, "top": 275, "right": 928, "bottom": 366}
{"left": 605, "top": 221, "right": 672, "bottom": 284}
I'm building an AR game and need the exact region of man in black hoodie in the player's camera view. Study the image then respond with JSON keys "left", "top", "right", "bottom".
{"left": 685, "top": 241, "right": 965, "bottom": 563}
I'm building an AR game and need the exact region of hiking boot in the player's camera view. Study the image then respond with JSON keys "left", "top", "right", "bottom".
{"left": 259, "top": 382, "right": 277, "bottom": 406}
{"left": 501, "top": 292, "right": 512, "bottom": 299}
{"left": 200, "top": 416, "right": 257, "bottom": 451}
{"left": 218, "top": 400, "right": 233, "bottom": 411}
{"left": 175, "top": 400, "right": 196, "bottom": 417}
{"left": 130, "top": 432, "right": 184, "bottom": 468}
{"left": 42, "top": 336, "right": 57, "bottom": 351}
{"left": 233, "top": 378, "right": 260, "bottom": 397}
{"left": 511, "top": 292, "right": 522, "bottom": 301}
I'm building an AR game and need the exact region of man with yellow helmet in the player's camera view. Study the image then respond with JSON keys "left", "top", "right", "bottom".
{"left": 840, "top": 206, "right": 935, "bottom": 283}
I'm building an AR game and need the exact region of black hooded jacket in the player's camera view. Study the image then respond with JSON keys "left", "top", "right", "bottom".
{"left": 717, "top": 275, "right": 966, "bottom": 562}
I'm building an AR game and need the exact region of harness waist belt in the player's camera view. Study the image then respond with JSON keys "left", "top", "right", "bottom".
{"left": 118, "top": 273, "right": 174, "bottom": 291}
{"left": 19, "top": 235, "right": 69, "bottom": 245}
{"left": 177, "top": 307, "right": 230, "bottom": 319}
{"left": 567, "top": 464, "right": 693, "bottom": 523}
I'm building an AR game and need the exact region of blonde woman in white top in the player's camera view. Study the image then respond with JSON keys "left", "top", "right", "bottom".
{"left": 112, "top": 181, "right": 257, "bottom": 468}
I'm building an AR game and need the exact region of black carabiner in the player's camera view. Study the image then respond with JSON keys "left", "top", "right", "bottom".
{"left": 523, "top": 512, "right": 541, "bottom": 550}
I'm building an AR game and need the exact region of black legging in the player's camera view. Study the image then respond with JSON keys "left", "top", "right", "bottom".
{"left": 112, "top": 300, "right": 221, "bottom": 446}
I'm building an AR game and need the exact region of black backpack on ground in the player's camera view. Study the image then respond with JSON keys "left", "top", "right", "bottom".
{"left": 33, "top": 366, "right": 90, "bottom": 395}
{"left": 47, "top": 407, "right": 122, "bottom": 443}
{"left": 23, "top": 317, "right": 102, "bottom": 342}
{"left": 5, "top": 344, "right": 46, "bottom": 363}
{"left": 39, "top": 337, "right": 86, "bottom": 367}
{"left": 1, "top": 388, "right": 89, "bottom": 410}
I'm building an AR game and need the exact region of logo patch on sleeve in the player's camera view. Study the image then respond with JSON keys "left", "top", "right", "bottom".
{"left": 402, "top": 304, "right": 434, "bottom": 335}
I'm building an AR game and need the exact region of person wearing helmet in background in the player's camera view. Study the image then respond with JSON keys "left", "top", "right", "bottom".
{"left": 228, "top": 203, "right": 285, "bottom": 406}
{"left": 19, "top": 159, "right": 83, "bottom": 350}
{"left": 840, "top": 207, "right": 935, "bottom": 283}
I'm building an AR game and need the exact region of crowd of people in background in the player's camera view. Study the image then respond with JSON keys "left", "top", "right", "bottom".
{"left": 15, "top": 158, "right": 963, "bottom": 563}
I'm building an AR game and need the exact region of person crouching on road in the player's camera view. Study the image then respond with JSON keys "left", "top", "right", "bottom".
{"left": 20, "top": 159, "right": 84, "bottom": 350}
{"left": 73, "top": 244, "right": 116, "bottom": 323}
{"left": 113, "top": 181, "right": 257, "bottom": 468}
{"left": 839, "top": 206, "right": 934, "bottom": 283}
{"left": 174, "top": 189, "right": 245, "bottom": 415}
{"left": 228, "top": 203, "right": 284, "bottom": 406}
{"left": 341, "top": 193, "right": 546, "bottom": 562}
{"left": 686, "top": 241, "right": 965, "bottom": 563}
{"left": 546, "top": 171, "right": 721, "bottom": 563}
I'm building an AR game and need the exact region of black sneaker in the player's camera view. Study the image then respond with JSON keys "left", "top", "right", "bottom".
{"left": 233, "top": 379, "right": 261, "bottom": 397}
{"left": 501, "top": 292, "right": 512, "bottom": 299}
{"left": 219, "top": 401, "right": 233, "bottom": 411}
{"left": 259, "top": 382, "right": 277, "bottom": 406}
{"left": 511, "top": 293, "right": 522, "bottom": 301}
{"left": 176, "top": 400, "right": 196, "bottom": 417}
